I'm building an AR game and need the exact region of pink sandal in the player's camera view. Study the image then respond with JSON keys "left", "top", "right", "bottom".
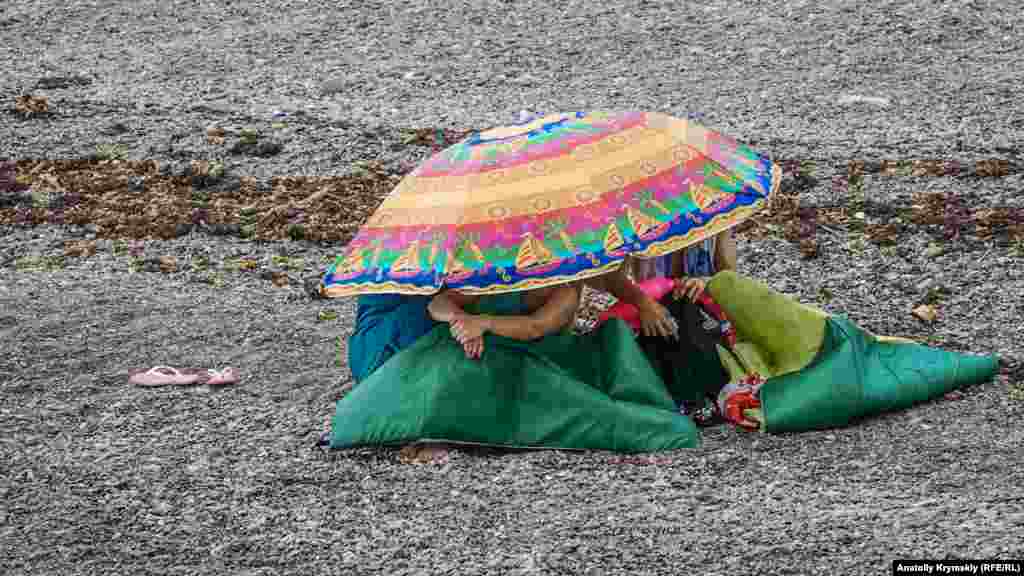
{"left": 129, "top": 366, "right": 200, "bottom": 387}
{"left": 206, "top": 367, "right": 239, "bottom": 386}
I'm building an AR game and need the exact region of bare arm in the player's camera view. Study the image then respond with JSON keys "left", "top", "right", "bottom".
{"left": 451, "top": 284, "right": 581, "bottom": 343}
{"left": 427, "top": 291, "right": 468, "bottom": 323}
{"left": 585, "top": 266, "right": 654, "bottom": 309}
{"left": 585, "top": 266, "right": 677, "bottom": 338}
{"left": 482, "top": 284, "right": 580, "bottom": 340}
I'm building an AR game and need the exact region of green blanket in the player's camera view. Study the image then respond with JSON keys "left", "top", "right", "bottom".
{"left": 328, "top": 272, "right": 999, "bottom": 452}
{"left": 706, "top": 271, "right": 1000, "bottom": 433}
{"left": 330, "top": 319, "right": 700, "bottom": 452}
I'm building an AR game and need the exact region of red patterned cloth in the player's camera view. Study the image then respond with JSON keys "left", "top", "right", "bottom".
{"left": 716, "top": 374, "right": 765, "bottom": 430}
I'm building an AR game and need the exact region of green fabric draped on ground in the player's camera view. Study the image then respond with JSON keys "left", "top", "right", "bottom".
{"left": 329, "top": 272, "right": 999, "bottom": 453}
{"left": 707, "top": 271, "right": 1000, "bottom": 433}
{"left": 330, "top": 318, "right": 700, "bottom": 452}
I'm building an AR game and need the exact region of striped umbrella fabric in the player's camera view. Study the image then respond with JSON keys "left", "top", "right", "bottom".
{"left": 321, "top": 110, "right": 781, "bottom": 297}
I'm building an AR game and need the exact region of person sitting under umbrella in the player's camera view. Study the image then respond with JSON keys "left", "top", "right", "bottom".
{"left": 346, "top": 289, "right": 487, "bottom": 386}
{"left": 583, "top": 230, "right": 739, "bottom": 423}
{"left": 428, "top": 282, "right": 582, "bottom": 358}
{"left": 327, "top": 289, "right": 522, "bottom": 453}
{"left": 395, "top": 282, "right": 584, "bottom": 463}
{"left": 587, "top": 230, "right": 737, "bottom": 340}
{"left": 636, "top": 229, "right": 737, "bottom": 301}
{"left": 323, "top": 110, "right": 774, "bottom": 454}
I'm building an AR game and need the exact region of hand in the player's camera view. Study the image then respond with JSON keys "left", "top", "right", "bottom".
{"left": 462, "top": 336, "right": 484, "bottom": 359}
{"left": 637, "top": 296, "right": 678, "bottom": 339}
{"left": 673, "top": 277, "right": 708, "bottom": 303}
{"left": 450, "top": 316, "right": 488, "bottom": 344}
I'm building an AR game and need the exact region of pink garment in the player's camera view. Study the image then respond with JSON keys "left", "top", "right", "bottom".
{"left": 596, "top": 277, "right": 736, "bottom": 348}
{"left": 597, "top": 277, "right": 676, "bottom": 332}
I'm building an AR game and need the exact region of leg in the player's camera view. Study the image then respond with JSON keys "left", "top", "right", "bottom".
{"left": 399, "top": 442, "right": 451, "bottom": 464}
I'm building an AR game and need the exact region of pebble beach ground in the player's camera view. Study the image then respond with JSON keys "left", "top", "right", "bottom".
{"left": 2, "top": 1, "right": 1023, "bottom": 574}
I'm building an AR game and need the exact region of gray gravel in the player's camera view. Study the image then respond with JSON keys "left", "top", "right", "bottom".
{"left": 2, "top": 1, "right": 1024, "bottom": 574}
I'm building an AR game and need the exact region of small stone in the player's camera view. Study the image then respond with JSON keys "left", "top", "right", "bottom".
{"left": 915, "top": 277, "right": 934, "bottom": 293}
{"left": 262, "top": 269, "right": 290, "bottom": 287}
{"left": 304, "top": 276, "right": 326, "bottom": 300}
{"left": 799, "top": 239, "right": 818, "bottom": 259}
{"left": 127, "top": 176, "right": 145, "bottom": 192}
{"left": 14, "top": 94, "right": 49, "bottom": 116}
{"left": 912, "top": 304, "right": 938, "bottom": 323}
{"left": 239, "top": 126, "right": 258, "bottom": 139}
{"left": 229, "top": 139, "right": 282, "bottom": 158}
{"left": 174, "top": 223, "right": 193, "bottom": 238}
{"left": 193, "top": 273, "right": 216, "bottom": 285}
{"left": 63, "top": 240, "right": 97, "bottom": 258}
{"left": 190, "top": 160, "right": 211, "bottom": 178}
{"left": 837, "top": 94, "right": 891, "bottom": 107}
{"left": 158, "top": 256, "right": 177, "bottom": 273}
{"left": 255, "top": 141, "right": 283, "bottom": 157}
{"left": 207, "top": 223, "right": 240, "bottom": 237}
{"left": 925, "top": 243, "right": 945, "bottom": 258}
{"left": 201, "top": 223, "right": 223, "bottom": 236}
{"left": 206, "top": 125, "right": 226, "bottom": 145}
{"left": 215, "top": 177, "right": 241, "bottom": 193}
{"left": 286, "top": 223, "right": 305, "bottom": 240}
{"left": 105, "top": 121, "right": 130, "bottom": 135}
{"left": 36, "top": 75, "right": 92, "bottom": 89}
{"left": 321, "top": 78, "right": 347, "bottom": 95}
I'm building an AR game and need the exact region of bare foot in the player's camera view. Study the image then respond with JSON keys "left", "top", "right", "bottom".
{"left": 398, "top": 442, "right": 451, "bottom": 464}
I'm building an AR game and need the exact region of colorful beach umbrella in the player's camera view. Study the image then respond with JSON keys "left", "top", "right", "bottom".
{"left": 320, "top": 110, "right": 782, "bottom": 297}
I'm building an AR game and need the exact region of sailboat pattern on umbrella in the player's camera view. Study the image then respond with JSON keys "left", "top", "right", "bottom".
{"left": 626, "top": 207, "right": 670, "bottom": 242}
{"left": 444, "top": 249, "right": 475, "bottom": 283}
{"left": 603, "top": 221, "right": 627, "bottom": 258}
{"left": 332, "top": 248, "right": 366, "bottom": 280}
{"left": 515, "top": 232, "right": 562, "bottom": 276}
{"left": 388, "top": 240, "right": 422, "bottom": 279}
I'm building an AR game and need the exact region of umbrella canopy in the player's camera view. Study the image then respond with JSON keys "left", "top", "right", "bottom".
{"left": 321, "top": 110, "right": 781, "bottom": 297}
